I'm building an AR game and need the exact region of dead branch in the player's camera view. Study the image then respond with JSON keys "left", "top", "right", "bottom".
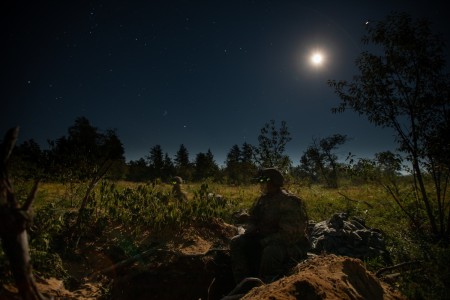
{"left": 22, "top": 180, "right": 40, "bottom": 212}
{"left": 375, "top": 260, "right": 422, "bottom": 277}
{"left": 73, "top": 159, "right": 115, "bottom": 247}
{"left": 338, "top": 192, "right": 374, "bottom": 208}
{"left": 0, "top": 127, "right": 49, "bottom": 300}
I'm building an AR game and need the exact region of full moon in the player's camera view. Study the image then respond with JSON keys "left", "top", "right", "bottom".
{"left": 311, "top": 52, "right": 323, "bottom": 65}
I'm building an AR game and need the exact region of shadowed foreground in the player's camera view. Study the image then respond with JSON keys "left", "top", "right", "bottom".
{"left": 2, "top": 217, "right": 405, "bottom": 300}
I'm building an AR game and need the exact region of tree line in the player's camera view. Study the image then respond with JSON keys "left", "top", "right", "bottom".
{"left": 5, "top": 117, "right": 337, "bottom": 184}
{"left": 7, "top": 115, "right": 407, "bottom": 190}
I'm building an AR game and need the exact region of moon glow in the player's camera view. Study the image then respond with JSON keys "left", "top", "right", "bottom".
{"left": 311, "top": 52, "right": 324, "bottom": 65}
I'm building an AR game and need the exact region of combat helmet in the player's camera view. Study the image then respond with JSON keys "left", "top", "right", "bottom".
{"left": 172, "top": 176, "right": 183, "bottom": 184}
{"left": 256, "top": 168, "right": 284, "bottom": 187}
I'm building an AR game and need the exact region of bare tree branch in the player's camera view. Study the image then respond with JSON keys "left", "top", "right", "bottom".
{"left": 0, "top": 128, "right": 49, "bottom": 300}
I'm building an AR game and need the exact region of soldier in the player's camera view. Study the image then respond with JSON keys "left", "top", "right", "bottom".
{"left": 230, "top": 168, "right": 309, "bottom": 283}
{"left": 171, "top": 176, "right": 188, "bottom": 202}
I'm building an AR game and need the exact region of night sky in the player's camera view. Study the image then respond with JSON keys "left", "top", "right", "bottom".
{"left": 2, "top": 1, "right": 449, "bottom": 165}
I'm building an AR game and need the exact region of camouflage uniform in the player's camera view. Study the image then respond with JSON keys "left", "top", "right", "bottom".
{"left": 230, "top": 170, "right": 309, "bottom": 283}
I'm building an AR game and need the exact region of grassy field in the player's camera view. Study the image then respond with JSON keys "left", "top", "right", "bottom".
{"left": 19, "top": 179, "right": 412, "bottom": 248}
{"left": 3, "top": 179, "right": 449, "bottom": 299}
{"left": 25, "top": 180, "right": 403, "bottom": 228}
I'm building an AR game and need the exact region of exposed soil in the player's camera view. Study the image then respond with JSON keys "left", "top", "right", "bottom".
{"left": 241, "top": 254, "right": 405, "bottom": 300}
{"left": 108, "top": 218, "right": 238, "bottom": 300}
{"left": 1, "top": 218, "right": 406, "bottom": 300}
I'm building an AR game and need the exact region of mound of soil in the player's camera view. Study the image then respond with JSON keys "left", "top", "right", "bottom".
{"left": 0, "top": 277, "right": 102, "bottom": 300}
{"left": 109, "top": 248, "right": 234, "bottom": 300}
{"left": 109, "top": 218, "right": 238, "bottom": 300}
{"left": 240, "top": 254, "right": 405, "bottom": 300}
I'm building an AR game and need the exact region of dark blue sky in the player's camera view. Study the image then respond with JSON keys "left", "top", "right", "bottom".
{"left": 2, "top": 1, "right": 449, "bottom": 165}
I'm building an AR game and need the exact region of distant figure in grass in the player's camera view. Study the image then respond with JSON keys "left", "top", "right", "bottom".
{"left": 230, "top": 168, "right": 310, "bottom": 284}
{"left": 207, "top": 192, "right": 227, "bottom": 207}
{"left": 171, "top": 176, "right": 188, "bottom": 202}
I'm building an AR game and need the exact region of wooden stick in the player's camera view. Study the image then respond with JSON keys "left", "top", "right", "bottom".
{"left": 338, "top": 192, "right": 374, "bottom": 208}
{"left": 375, "top": 260, "right": 422, "bottom": 277}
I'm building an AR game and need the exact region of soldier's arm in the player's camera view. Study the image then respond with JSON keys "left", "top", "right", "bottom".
{"left": 245, "top": 198, "right": 261, "bottom": 235}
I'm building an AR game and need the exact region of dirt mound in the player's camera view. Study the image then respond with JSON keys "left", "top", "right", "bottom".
{"left": 109, "top": 219, "right": 238, "bottom": 300}
{"left": 110, "top": 249, "right": 234, "bottom": 300}
{"left": 1, "top": 277, "right": 102, "bottom": 300}
{"left": 142, "top": 218, "right": 238, "bottom": 254}
{"left": 240, "top": 254, "right": 405, "bottom": 300}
